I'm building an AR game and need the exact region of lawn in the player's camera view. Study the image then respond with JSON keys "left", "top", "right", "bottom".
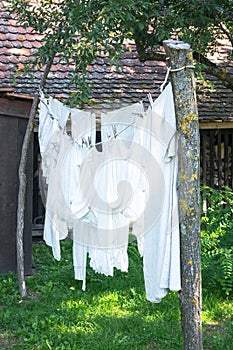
{"left": 0, "top": 238, "right": 232, "bottom": 350}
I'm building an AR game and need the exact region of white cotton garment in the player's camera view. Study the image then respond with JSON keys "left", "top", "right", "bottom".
{"left": 101, "top": 102, "right": 144, "bottom": 149}
{"left": 43, "top": 132, "right": 90, "bottom": 261}
{"left": 49, "top": 96, "right": 71, "bottom": 129}
{"left": 75, "top": 138, "right": 131, "bottom": 279}
{"left": 78, "top": 102, "right": 145, "bottom": 281}
{"left": 38, "top": 93, "right": 70, "bottom": 183}
{"left": 70, "top": 109, "right": 96, "bottom": 146}
{"left": 44, "top": 107, "right": 96, "bottom": 283}
{"left": 72, "top": 236, "right": 88, "bottom": 291}
{"left": 38, "top": 93, "right": 59, "bottom": 181}
{"left": 43, "top": 132, "right": 71, "bottom": 259}
{"left": 131, "top": 83, "right": 181, "bottom": 302}
{"left": 101, "top": 101, "right": 148, "bottom": 249}
{"left": 59, "top": 140, "right": 91, "bottom": 221}
{"left": 43, "top": 212, "right": 68, "bottom": 261}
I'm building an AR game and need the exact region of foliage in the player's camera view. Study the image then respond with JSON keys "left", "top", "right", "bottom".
{"left": 134, "top": 0, "right": 233, "bottom": 54}
{"left": 130, "top": 0, "right": 233, "bottom": 90}
{"left": 5, "top": 0, "right": 233, "bottom": 105}
{"left": 0, "top": 240, "right": 233, "bottom": 349}
{"left": 6, "top": 0, "right": 134, "bottom": 105}
{"left": 201, "top": 186, "right": 233, "bottom": 296}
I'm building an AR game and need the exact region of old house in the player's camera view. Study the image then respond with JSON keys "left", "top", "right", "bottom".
{"left": 0, "top": 2, "right": 233, "bottom": 271}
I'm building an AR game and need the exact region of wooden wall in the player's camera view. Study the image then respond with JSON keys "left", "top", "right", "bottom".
{"left": 200, "top": 122, "right": 233, "bottom": 189}
{"left": 0, "top": 93, "right": 33, "bottom": 274}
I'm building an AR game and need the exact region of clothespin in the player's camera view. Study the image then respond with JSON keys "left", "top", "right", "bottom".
{"left": 147, "top": 93, "right": 154, "bottom": 108}
{"left": 112, "top": 125, "right": 118, "bottom": 138}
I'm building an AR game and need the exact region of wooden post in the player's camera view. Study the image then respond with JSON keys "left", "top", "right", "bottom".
{"left": 163, "top": 40, "right": 202, "bottom": 350}
{"left": 17, "top": 57, "right": 54, "bottom": 297}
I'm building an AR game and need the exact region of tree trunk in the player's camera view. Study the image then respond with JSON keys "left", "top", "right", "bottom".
{"left": 17, "top": 58, "right": 54, "bottom": 297}
{"left": 163, "top": 40, "right": 203, "bottom": 350}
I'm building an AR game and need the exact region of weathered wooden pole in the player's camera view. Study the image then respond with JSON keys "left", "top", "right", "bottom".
{"left": 17, "top": 57, "right": 54, "bottom": 297}
{"left": 163, "top": 40, "right": 202, "bottom": 350}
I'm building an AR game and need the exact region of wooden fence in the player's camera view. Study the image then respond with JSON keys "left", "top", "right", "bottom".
{"left": 200, "top": 126, "right": 233, "bottom": 189}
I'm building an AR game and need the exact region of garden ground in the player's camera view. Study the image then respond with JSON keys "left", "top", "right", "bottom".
{"left": 0, "top": 238, "right": 233, "bottom": 350}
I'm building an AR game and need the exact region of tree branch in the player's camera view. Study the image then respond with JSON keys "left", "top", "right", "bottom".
{"left": 218, "top": 22, "right": 233, "bottom": 47}
{"left": 135, "top": 42, "right": 233, "bottom": 91}
{"left": 193, "top": 52, "right": 233, "bottom": 90}
{"left": 135, "top": 36, "right": 166, "bottom": 62}
{"left": 137, "top": 50, "right": 167, "bottom": 62}
{"left": 17, "top": 56, "right": 55, "bottom": 298}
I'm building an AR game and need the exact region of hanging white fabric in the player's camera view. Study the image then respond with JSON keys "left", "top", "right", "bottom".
{"left": 38, "top": 87, "right": 181, "bottom": 302}
{"left": 132, "top": 83, "right": 181, "bottom": 302}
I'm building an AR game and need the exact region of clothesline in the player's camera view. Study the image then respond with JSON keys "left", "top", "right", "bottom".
{"left": 94, "top": 120, "right": 136, "bottom": 147}
{"left": 38, "top": 93, "right": 145, "bottom": 148}
{"left": 38, "top": 62, "right": 187, "bottom": 149}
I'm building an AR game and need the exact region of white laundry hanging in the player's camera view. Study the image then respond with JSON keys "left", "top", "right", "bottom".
{"left": 101, "top": 102, "right": 143, "bottom": 150}
{"left": 73, "top": 138, "right": 132, "bottom": 284}
{"left": 43, "top": 131, "right": 92, "bottom": 261}
{"left": 70, "top": 103, "right": 144, "bottom": 288}
{"left": 70, "top": 109, "right": 96, "bottom": 146}
{"left": 39, "top": 88, "right": 181, "bottom": 302}
{"left": 129, "top": 83, "right": 181, "bottom": 302}
{"left": 38, "top": 93, "right": 70, "bottom": 183}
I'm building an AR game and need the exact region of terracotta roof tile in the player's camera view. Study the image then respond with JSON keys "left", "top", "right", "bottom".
{"left": 0, "top": 2, "right": 233, "bottom": 121}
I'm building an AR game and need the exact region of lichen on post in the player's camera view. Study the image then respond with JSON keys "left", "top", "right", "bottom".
{"left": 163, "top": 40, "right": 202, "bottom": 350}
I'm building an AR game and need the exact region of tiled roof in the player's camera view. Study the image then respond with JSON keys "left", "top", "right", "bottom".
{"left": 1, "top": 2, "right": 233, "bottom": 122}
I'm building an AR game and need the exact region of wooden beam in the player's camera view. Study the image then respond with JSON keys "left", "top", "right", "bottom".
{"left": 0, "top": 88, "right": 14, "bottom": 93}
{"left": 0, "top": 97, "right": 32, "bottom": 119}
{"left": 199, "top": 121, "right": 233, "bottom": 129}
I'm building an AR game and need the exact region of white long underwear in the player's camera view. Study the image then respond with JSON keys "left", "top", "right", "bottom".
{"left": 72, "top": 102, "right": 144, "bottom": 288}
{"left": 75, "top": 138, "right": 131, "bottom": 278}
{"left": 44, "top": 132, "right": 91, "bottom": 261}
{"left": 131, "top": 83, "right": 181, "bottom": 302}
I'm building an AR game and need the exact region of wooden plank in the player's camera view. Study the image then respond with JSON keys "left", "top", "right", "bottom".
{"left": 209, "top": 130, "right": 215, "bottom": 188}
{"left": 6, "top": 93, "right": 34, "bottom": 100}
{"left": 0, "top": 116, "right": 18, "bottom": 273}
{"left": 201, "top": 131, "right": 207, "bottom": 186}
{"left": 0, "top": 88, "right": 14, "bottom": 93}
{"left": 199, "top": 121, "right": 233, "bottom": 130}
{"left": 217, "top": 131, "right": 222, "bottom": 189}
{"left": 224, "top": 133, "right": 229, "bottom": 187}
{"left": 0, "top": 98, "right": 32, "bottom": 119}
{"left": 231, "top": 134, "right": 233, "bottom": 189}
{"left": 0, "top": 107, "right": 33, "bottom": 274}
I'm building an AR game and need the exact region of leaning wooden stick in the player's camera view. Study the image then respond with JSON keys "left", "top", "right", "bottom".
{"left": 16, "top": 57, "right": 54, "bottom": 297}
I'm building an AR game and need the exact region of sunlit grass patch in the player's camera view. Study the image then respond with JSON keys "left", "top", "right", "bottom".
{"left": 0, "top": 239, "right": 232, "bottom": 349}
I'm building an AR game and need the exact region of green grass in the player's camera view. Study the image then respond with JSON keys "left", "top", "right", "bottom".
{"left": 0, "top": 240, "right": 233, "bottom": 349}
